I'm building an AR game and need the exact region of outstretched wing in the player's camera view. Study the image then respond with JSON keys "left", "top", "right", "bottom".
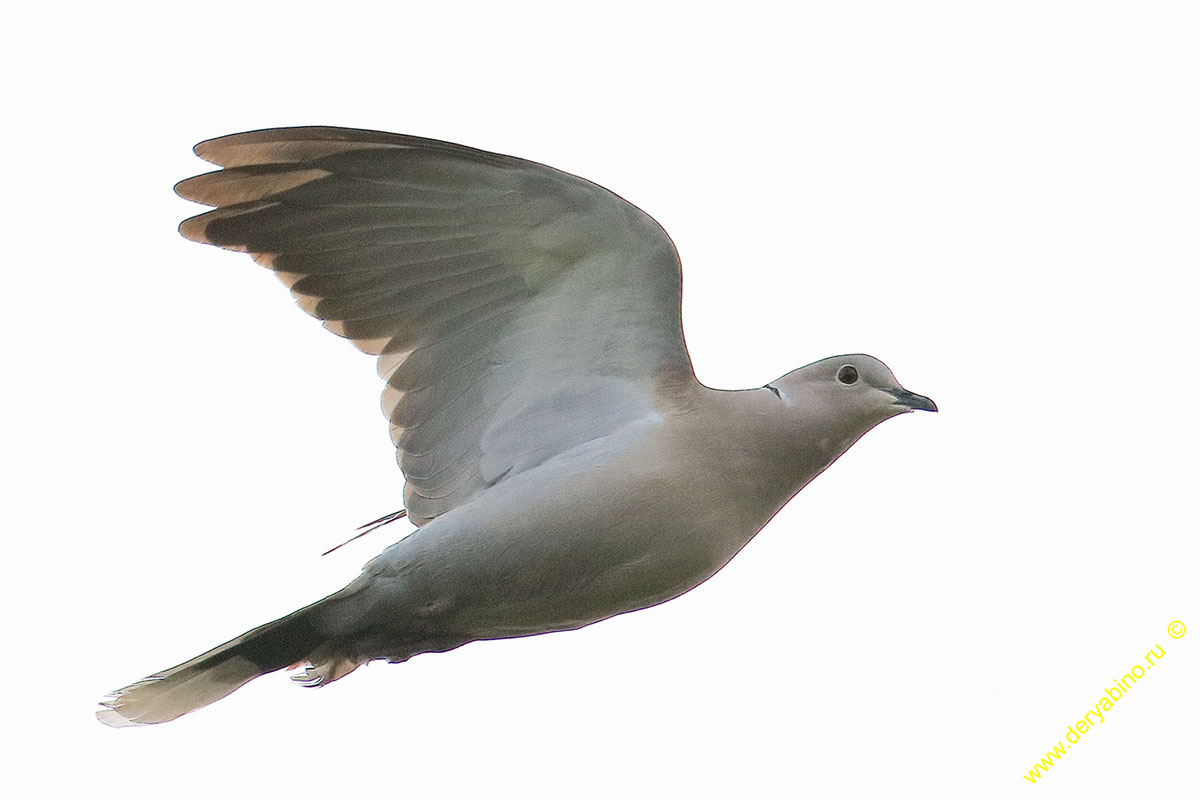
{"left": 176, "top": 127, "right": 695, "bottom": 525}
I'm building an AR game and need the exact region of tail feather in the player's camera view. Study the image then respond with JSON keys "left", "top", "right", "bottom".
{"left": 290, "top": 656, "right": 361, "bottom": 687}
{"left": 97, "top": 604, "right": 326, "bottom": 727}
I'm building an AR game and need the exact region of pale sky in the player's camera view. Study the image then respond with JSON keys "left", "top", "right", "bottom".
{"left": 5, "top": 2, "right": 1197, "bottom": 798}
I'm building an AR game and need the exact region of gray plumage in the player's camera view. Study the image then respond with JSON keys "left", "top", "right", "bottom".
{"left": 97, "top": 127, "right": 935, "bottom": 727}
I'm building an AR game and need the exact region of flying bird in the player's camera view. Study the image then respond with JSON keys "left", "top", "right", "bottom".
{"left": 97, "top": 127, "right": 936, "bottom": 727}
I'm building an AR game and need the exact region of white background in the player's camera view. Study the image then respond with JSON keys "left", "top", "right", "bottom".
{"left": 4, "top": 2, "right": 1197, "bottom": 797}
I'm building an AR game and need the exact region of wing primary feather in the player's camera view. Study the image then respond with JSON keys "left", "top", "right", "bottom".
{"left": 332, "top": 272, "right": 526, "bottom": 340}
{"left": 174, "top": 167, "right": 332, "bottom": 206}
{"left": 289, "top": 251, "right": 503, "bottom": 300}
{"left": 259, "top": 240, "right": 499, "bottom": 275}
{"left": 309, "top": 261, "right": 522, "bottom": 322}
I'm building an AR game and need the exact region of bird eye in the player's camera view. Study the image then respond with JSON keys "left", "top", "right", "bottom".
{"left": 837, "top": 365, "right": 859, "bottom": 385}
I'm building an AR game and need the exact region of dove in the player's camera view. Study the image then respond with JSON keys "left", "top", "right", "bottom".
{"left": 97, "top": 127, "right": 935, "bottom": 727}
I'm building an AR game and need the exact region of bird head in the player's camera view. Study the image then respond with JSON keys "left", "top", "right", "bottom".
{"left": 773, "top": 354, "right": 936, "bottom": 439}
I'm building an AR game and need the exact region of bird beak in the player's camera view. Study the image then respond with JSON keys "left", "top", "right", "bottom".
{"left": 886, "top": 388, "right": 938, "bottom": 413}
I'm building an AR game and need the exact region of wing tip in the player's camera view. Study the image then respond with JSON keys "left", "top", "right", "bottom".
{"left": 176, "top": 167, "right": 332, "bottom": 207}
{"left": 178, "top": 202, "right": 281, "bottom": 249}
{"left": 178, "top": 213, "right": 209, "bottom": 244}
{"left": 191, "top": 128, "right": 339, "bottom": 165}
{"left": 191, "top": 126, "right": 409, "bottom": 168}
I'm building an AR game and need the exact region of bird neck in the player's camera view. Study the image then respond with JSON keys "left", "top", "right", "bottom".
{"left": 667, "top": 385, "right": 850, "bottom": 515}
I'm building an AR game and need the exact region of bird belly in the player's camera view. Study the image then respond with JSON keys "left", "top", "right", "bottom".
{"left": 354, "top": 436, "right": 770, "bottom": 652}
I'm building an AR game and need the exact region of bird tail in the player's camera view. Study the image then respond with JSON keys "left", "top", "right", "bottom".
{"left": 97, "top": 600, "right": 341, "bottom": 727}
